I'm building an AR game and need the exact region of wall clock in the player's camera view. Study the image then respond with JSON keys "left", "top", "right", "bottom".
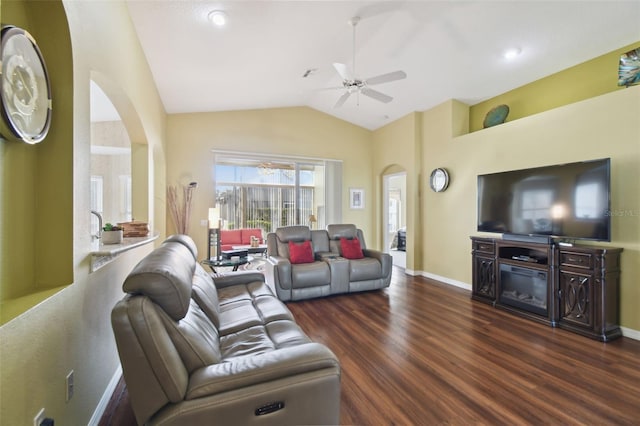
{"left": 429, "top": 168, "right": 450, "bottom": 192}
{"left": 0, "top": 26, "right": 52, "bottom": 144}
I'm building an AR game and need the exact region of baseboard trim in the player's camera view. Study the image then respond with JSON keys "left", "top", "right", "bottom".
{"left": 421, "top": 271, "right": 472, "bottom": 291}
{"left": 403, "top": 268, "right": 419, "bottom": 276}
{"left": 621, "top": 326, "right": 640, "bottom": 341}
{"left": 88, "top": 365, "right": 122, "bottom": 426}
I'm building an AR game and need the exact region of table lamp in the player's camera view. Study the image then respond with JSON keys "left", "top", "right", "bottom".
{"left": 208, "top": 207, "right": 221, "bottom": 260}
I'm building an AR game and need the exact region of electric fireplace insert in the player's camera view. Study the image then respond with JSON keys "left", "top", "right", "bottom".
{"left": 499, "top": 264, "right": 548, "bottom": 317}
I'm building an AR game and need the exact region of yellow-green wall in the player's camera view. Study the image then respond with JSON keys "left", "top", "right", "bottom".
{"left": 0, "top": 1, "right": 167, "bottom": 425}
{"left": 373, "top": 86, "right": 640, "bottom": 331}
{"left": 470, "top": 42, "right": 640, "bottom": 131}
{"left": 0, "top": 0, "right": 74, "bottom": 321}
{"left": 166, "top": 107, "right": 374, "bottom": 258}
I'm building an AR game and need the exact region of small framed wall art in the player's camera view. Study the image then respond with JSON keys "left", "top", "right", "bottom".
{"left": 349, "top": 188, "right": 365, "bottom": 209}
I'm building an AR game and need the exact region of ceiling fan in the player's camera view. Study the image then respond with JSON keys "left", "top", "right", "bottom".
{"left": 327, "top": 16, "right": 407, "bottom": 108}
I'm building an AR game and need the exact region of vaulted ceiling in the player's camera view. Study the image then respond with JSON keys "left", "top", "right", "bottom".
{"left": 99, "top": 1, "right": 640, "bottom": 130}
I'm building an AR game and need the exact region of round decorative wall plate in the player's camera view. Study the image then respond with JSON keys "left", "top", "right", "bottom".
{"left": 0, "top": 26, "right": 52, "bottom": 144}
{"left": 483, "top": 104, "right": 509, "bottom": 128}
{"left": 429, "top": 168, "right": 450, "bottom": 192}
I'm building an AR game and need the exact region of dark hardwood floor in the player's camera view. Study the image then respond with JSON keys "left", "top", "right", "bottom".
{"left": 101, "top": 267, "right": 640, "bottom": 425}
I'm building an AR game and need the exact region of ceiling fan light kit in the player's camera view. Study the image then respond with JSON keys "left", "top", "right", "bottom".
{"left": 327, "top": 16, "right": 407, "bottom": 108}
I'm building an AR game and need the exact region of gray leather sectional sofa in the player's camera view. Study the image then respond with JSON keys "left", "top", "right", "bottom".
{"left": 264, "top": 224, "right": 392, "bottom": 301}
{"left": 111, "top": 235, "right": 340, "bottom": 425}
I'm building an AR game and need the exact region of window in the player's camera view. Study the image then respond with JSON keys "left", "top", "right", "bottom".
{"left": 90, "top": 175, "right": 104, "bottom": 234}
{"left": 119, "top": 175, "right": 133, "bottom": 221}
{"left": 214, "top": 153, "right": 342, "bottom": 233}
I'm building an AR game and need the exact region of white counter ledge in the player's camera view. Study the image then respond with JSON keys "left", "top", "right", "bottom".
{"left": 90, "top": 233, "right": 159, "bottom": 272}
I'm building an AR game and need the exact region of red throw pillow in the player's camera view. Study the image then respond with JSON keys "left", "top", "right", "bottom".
{"left": 340, "top": 237, "right": 364, "bottom": 259}
{"left": 289, "top": 240, "right": 314, "bottom": 264}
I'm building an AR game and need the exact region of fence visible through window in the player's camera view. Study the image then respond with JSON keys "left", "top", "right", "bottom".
{"left": 214, "top": 156, "right": 322, "bottom": 235}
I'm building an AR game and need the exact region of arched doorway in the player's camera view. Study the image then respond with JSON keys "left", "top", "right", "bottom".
{"left": 383, "top": 170, "right": 407, "bottom": 268}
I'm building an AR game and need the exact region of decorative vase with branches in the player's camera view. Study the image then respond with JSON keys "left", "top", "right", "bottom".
{"left": 167, "top": 181, "right": 198, "bottom": 234}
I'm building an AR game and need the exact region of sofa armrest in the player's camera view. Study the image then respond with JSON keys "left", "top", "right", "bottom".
{"left": 212, "top": 271, "right": 265, "bottom": 289}
{"left": 266, "top": 255, "right": 290, "bottom": 264}
{"left": 363, "top": 248, "right": 392, "bottom": 278}
{"left": 186, "top": 343, "right": 339, "bottom": 399}
{"left": 266, "top": 255, "right": 292, "bottom": 270}
{"left": 266, "top": 255, "right": 292, "bottom": 282}
{"left": 263, "top": 256, "right": 294, "bottom": 300}
{"left": 362, "top": 248, "right": 382, "bottom": 260}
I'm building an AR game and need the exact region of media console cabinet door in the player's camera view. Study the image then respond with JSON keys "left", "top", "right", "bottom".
{"left": 470, "top": 236, "right": 622, "bottom": 342}
{"left": 558, "top": 270, "right": 594, "bottom": 329}
{"left": 556, "top": 246, "right": 622, "bottom": 341}
{"left": 471, "top": 237, "right": 496, "bottom": 304}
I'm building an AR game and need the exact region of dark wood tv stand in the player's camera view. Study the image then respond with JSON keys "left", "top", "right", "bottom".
{"left": 471, "top": 236, "right": 623, "bottom": 341}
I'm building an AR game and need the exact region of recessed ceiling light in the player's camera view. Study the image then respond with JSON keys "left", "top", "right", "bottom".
{"left": 208, "top": 10, "right": 228, "bottom": 27}
{"left": 504, "top": 48, "right": 522, "bottom": 60}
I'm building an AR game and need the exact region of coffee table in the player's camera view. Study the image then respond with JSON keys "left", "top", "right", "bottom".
{"left": 201, "top": 256, "right": 253, "bottom": 273}
{"left": 231, "top": 244, "right": 268, "bottom": 257}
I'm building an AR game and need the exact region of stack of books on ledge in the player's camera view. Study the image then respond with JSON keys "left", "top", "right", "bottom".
{"left": 117, "top": 221, "right": 150, "bottom": 237}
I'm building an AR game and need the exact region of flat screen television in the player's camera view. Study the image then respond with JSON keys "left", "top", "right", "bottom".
{"left": 477, "top": 158, "right": 611, "bottom": 242}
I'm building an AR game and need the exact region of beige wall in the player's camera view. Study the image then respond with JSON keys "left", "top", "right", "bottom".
{"left": 0, "top": 1, "right": 167, "bottom": 425}
{"left": 419, "top": 87, "right": 640, "bottom": 330}
{"left": 0, "top": 3, "right": 637, "bottom": 425}
{"left": 166, "top": 107, "right": 374, "bottom": 258}
{"left": 456, "top": 86, "right": 640, "bottom": 330}
{"left": 372, "top": 112, "right": 422, "bottom": 270}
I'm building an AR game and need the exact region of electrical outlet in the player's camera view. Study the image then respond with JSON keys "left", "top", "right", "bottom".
{"left": 33, "top": 408, "right": 45, "bottom": 426}
{"left": 66, "top": 370, "right": 74, "bottom": 402}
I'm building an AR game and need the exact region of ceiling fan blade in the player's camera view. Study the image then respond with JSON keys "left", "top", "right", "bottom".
{"left": 319, "top": 86, "right": 345, "bottom": 91}
{"left": 333, "top": 63, "right": 353, "bottom": 81}
{"left": 361, "top": 87, "right": 393, "bottom": 103}
{"left": 365, "top": 70, "right": 407, "bottom": 86}
{"left": 333, "top": 92, "right": 351, "bottom": 108}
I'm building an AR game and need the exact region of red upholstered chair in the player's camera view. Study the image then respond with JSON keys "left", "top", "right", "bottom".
{"left": 220, "top": 228, "right": 264, "bottom": 251}
{"left": 241, "top": 228, "right": 263, "bottom": 245}
{"left": 219, "top": 229, "right": 242, "bottom": 251}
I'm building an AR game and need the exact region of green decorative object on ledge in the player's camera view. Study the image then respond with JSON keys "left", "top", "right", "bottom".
{"left": 483, "top": 104, "right": 510, "bottom": 128}
{"left": 618, "top": 46, "right": 640, "bottom": 87}
{"left": 102, "top": 223, "right": 123, "bottom": 244}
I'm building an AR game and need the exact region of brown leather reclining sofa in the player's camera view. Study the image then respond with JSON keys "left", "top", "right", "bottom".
{"left": 111, "top": 234, "right": 341, "bottom": 425}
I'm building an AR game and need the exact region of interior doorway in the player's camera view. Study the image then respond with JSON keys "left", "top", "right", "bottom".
{"left": 383, "top": 172, "right": 407, "bottom": 268}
